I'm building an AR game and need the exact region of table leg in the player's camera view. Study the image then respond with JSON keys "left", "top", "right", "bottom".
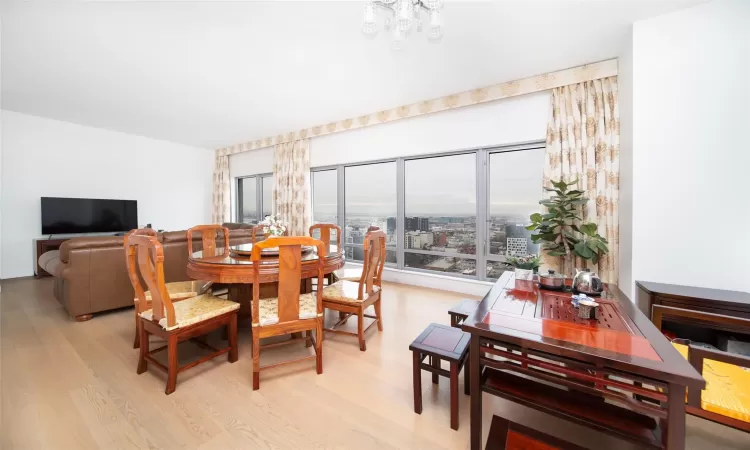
{"left": 413, "top": 351, "right": 422, "bottom": 414}
{"left": 431, "top": 356, "right": 440, "bottom": 384}
{"left": 463, "top": 351, "right": 470, "bottom": 396}
{"left": 470, "top": 335, "right": 481, "bottom": 450}
{"left": 450, "top": 362, "right": 459, "bottom": 430}
{"left": 665, "top": 383, "right": 686, "bottom": 450}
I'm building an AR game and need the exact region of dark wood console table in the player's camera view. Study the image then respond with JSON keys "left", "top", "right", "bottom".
{"left": 463, "top": 272, "right": 704, "bottom": 450}
{"left": 35, "top": 238, "right": 69, "bottom": 277}
{"left": 636, "top": 281, "right": 750, "bottom": 334}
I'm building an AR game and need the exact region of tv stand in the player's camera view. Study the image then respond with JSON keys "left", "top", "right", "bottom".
{"left": 35, "top": 237, "right": 70, "bottom": 277}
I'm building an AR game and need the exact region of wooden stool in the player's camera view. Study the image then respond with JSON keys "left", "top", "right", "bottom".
{"left": 448, "top": 298, "right": 479, "bottom": 328}
{"left": 409, "top": 323, "right": 470, "bottom": 430}
{"left": 485, "top": 415, "right": 587, "bottom": 450}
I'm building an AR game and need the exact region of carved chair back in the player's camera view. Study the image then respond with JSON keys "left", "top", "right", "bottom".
{"left": 251, "top": 236, "right": 326, "bottom": 326}
{"left": 309, "top": 224, "right": 341, "bottom": 251}
{"left": 187, "top": 225, "right": 230, "bottom": 257}
{"left": 124, "top": 230, "right": 176, "bottom": 328}
{"left": 251, "top": 225, "right": 266, "bottom": 244}
{"left": 356, "top": 230, "right": 386, "bottom": 300}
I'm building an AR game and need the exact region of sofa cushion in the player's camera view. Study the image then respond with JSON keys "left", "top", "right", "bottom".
{"left": 60, "top": 236, "right": 124, "bottom": 262}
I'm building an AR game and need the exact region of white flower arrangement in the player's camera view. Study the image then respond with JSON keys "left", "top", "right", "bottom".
{"left": 260, "top": 215, "right": 288, "bottom": 237}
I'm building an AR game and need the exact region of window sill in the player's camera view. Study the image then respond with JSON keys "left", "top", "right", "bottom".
{"left": 343, "top": 263, "right": 494, "bottom": 297}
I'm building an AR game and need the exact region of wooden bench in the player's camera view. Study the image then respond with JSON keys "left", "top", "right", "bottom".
{"left": 409, "top": 323, "right": 470, "bottom": 430}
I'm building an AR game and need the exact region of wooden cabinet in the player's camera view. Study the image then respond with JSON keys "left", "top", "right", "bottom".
{"left": 636, "top": 280, "right": 750, "bottom": 335}
{"left": 35, "top": 238, "right": 69, "bottom": 277}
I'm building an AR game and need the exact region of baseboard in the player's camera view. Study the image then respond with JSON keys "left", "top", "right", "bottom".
{"left": 343, "top": 263, "right": 493, "bottom": 298}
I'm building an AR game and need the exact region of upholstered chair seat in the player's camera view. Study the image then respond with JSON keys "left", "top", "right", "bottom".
{"left": 141, "top": 280, "right": 209, "bottom": 302}
{"left": 140, "top": 294, "right": 240, "bottom": 331}
{"left": 256, "top": 293, "right": 320, "bottom": 326}
{"left": 672, "top": 342, "right": 750, "bottom": 424}
{"left": 323, "top": 280, "right": 381, "bottom": 303}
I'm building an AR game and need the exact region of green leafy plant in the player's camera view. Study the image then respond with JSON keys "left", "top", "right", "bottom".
{"left": 527, "top": 179, "right": 609, "bottom": 276}
{"left": 504, "top": 254, "right": 542, "bottom": 270}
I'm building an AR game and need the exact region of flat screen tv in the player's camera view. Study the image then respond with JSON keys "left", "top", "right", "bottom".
{"left": 41, "top": 197, "right": 138, "bottom": 235}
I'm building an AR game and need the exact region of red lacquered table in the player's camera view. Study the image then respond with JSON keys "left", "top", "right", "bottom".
{"left": 462, "top": 272, "right": 705, "bottom": 450}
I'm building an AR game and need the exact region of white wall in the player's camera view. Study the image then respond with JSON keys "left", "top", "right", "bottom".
{"left": 230, "top": 92, "right": 548, "bottom": 175}
{"left": 1, "top": 111, "right": 214, "bottom": 278}
{"left": 629, "top": 0, "right": 750, "bottom": 294}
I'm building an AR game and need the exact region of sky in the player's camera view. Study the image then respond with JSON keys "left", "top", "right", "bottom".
{"left": 312, "top": 148, "right": 545, "bottom": 218}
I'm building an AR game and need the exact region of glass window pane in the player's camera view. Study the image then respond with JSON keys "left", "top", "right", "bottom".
{"left": 404, "top": 154, "right": 476, "bottom": 257}
{"left": 313, "top": 170, "right": 338, "bottom": 224}
{"left": 262, "top": 176, "right": 273, "bottom": 218}
{"left": 486, "top": 261, "right": 512, "bottom": 280}
{"left": 404, "top": 253, "right": 476, "bottom": 276}
{"left": 344, "top": 162, "right": 397, "bottom": 247}
{"left": 240, "top": 177, "right": 257, "bottom": 224}
{"left": 488, "top": 149, "right": 545, "bottom": 259}
{"left": 345, "top": 246, "right": 396, "bottom": 264}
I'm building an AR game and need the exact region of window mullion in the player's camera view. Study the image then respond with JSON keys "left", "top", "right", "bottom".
{"left": 477, "top": 149, "right": 488, "bottom": 281}
{"left": 396, "top": 158, "right": 405, "bottom": 270}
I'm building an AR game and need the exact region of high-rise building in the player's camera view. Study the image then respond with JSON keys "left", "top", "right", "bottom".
{"left": 387, "top": 217, "right": 396, "bottom": 234}
{"left": 506, "top": 237, "right": 528, "bottom": 256}
{"left": 406, "top": 217, "right": 430, "bottom": 232}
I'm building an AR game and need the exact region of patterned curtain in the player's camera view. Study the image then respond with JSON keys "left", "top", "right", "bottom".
{"left": 543, "top": 76, "right": 619, "bottom": 283}
{"left": 273, "top": 139, "right": 311, "bottom": 235}
{"left": 211, "top": 154, "right": 231, "bottom": 224}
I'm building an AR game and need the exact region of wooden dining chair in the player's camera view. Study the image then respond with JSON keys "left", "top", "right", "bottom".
{"left": 322, "top": 229, "right": 385, "bottom": 351}
{"left": 126, "top": 229, "right": 212, "bottom": 349}
{"left": 126, "top": 231, "right": 239, "bottom": 394}
{"left": 187, "top": 224, "right": 230, "bottom": 257}
{"left": 250, "top": 236, "right": 326, "bottom": 390}
{"left": 339, "top": 225, "right": 383, "bottom": 283}
{"left": 251, "top": 225, "right": 266, "bottom": 244}
{"left": 309, "top": 224, "right": 341, "bottom": 286}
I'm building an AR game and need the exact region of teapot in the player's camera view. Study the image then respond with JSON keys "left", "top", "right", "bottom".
{"left": 572, "top": 268, "right": 603, "bottom": 296}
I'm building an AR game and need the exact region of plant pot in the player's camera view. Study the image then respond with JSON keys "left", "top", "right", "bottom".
{"left": 514, "top": 268, "right": 534, "bottom": 281}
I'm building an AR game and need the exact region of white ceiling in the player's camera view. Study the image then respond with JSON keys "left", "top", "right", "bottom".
{"left": 1, "top": 0, "right": 704, "bottom": 149}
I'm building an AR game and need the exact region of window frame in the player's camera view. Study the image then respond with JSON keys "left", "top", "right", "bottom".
{"left": 236, "top": 172, "right": 273, "bottom": 224}
{"left": 305, "top": 140, "right": 545, "bottom": 280}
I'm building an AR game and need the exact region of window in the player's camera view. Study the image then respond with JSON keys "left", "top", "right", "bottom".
{"left": 237, "top": 176, "right": 257, "bottom": 224}
{"left": 403, "top": 153, "right": 477, "bottom": 275}
{"left": 305, "top": 142, "right": 545, "bottom": 280}
{"left": 236, "top": 173, "right": 273, "bottom": 224}
{"left": 312, "top": 169, "right": 338, "bottom": 224}
{"left": 344, "top": 162, "right": 397, "bottom": 263}
{"left": 262, "top": 175, "right": 274, "bottom": 218}
{"left": 486, "top": 148, "right": 545, "bottom": 278}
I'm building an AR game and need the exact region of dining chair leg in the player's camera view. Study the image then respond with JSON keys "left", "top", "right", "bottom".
{"left": 374, "top": 297, "right": 383, "bottom": 332}
{"left": 166, "top": 334, "right": 179, "bottom": 395}
{"left": 133, "top": 320, "right": 140, "bottom": 349}
{"left": 305, "top": 330, "right": 313, "bottom": 348}
{"left": 228, "top": 314, "right": 238, "bottom": 363}
{"left": 338, "top": 311, "right": 348, "bottom": 323}
{"left": 252, "top": 331, "right": 261, "bottom": 390}
{"left": 357, "top": 308, "right": 366, "bottom": 352}
{"left": 315, "top": 321, "right": 324, "bottom": 375}
{"left": 137, "top": 322, "right": 148, "bottom": 374}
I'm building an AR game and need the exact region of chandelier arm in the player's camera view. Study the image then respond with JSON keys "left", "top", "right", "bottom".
{"left": 371, "top": 1, "right": 397, "bottom": 13}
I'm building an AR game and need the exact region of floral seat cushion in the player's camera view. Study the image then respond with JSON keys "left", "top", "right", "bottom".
{"left": 138, "top": 280, "right": 208, "bottom": 302}
{"left": 256, "top": 293, "right": 320, "bottom": 326}
{"left": 140, "top": 294, "right": 239, "bottom": 331}
{"left": 672, "top": 342, "right": 750, "bottom": 423}
{"left": 322, "top": 280, "right": 380, "bottom": 303}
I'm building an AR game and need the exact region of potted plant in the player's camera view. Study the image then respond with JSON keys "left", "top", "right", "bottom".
{"left": 259, "top": 215, "right": 288, "bottom": 237}
{"left": 527, "top": 179, "right": 609, "bottom": 279}
{"left": 504, "top": 254, "right": 541, "bottom": 281}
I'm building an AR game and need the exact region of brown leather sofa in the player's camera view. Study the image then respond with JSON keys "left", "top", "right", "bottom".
{"left": 40, "top": 228, "right": 255, "bottom": 321}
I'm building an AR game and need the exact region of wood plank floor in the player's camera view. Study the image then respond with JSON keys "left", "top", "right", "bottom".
{"left": 1, "top": 276, "right": 748, "bottom": 449}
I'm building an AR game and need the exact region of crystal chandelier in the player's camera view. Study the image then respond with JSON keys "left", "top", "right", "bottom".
{"left": 362, "top": 0, "right": 444, "bottom": 50}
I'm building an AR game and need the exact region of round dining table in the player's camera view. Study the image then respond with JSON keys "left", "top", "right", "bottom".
{"left": 187, "top": 243, "right": 345, "bottom": 320}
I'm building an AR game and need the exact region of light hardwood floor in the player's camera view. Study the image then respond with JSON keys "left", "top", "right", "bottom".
{"left": 1, "top": 276, "right": 748, "bottom": 450}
